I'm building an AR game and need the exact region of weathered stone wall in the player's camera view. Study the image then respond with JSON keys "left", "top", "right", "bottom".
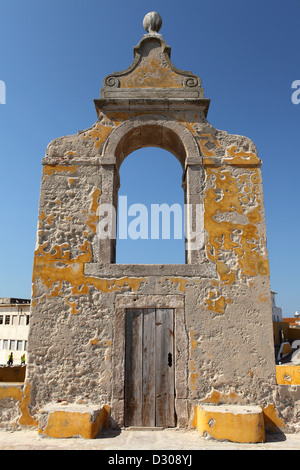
{"left": 24, "top": 17, "right": 278, "bottom": 429}
{"left": 24, "top": 106, "right": 276, "bottom": 426}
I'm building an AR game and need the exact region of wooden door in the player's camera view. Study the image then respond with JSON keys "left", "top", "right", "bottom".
{"left": 124, "top": 308, "right": 175, "bottom": 427}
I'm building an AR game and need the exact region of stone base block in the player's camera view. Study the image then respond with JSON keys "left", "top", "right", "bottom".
{"left": 38, "top": 403, "right": 110, "bottom": 439}
{"left": 276, "top": 365, "right": 300, "bottom": 385}
{"left": 193, "top": 405, "right": 265, "bottom": 443}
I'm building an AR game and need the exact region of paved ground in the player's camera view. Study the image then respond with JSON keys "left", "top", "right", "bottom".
{"left": 0, "top": 427, "right": 299, "bottom": 451}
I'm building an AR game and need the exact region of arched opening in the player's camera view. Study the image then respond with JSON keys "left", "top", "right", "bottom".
{"left": 98, "top": 116, "right": 204, "bottom": 265}
{"left": 116, "top": 147, "right": 185, "bottom": 264}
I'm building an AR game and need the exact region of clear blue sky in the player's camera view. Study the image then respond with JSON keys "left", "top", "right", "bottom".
{"left": 0, "top": 0, "right": 299, "bottom": 317}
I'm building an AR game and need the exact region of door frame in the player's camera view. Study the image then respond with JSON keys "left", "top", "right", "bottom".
{"left": 113, "top": 294, "right": 188, "bottom": 428}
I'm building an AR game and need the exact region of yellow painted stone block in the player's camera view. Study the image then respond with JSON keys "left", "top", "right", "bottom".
{"left": 276, "top": 365, "right": 300, "bottom": 385}
{"left": 38, "top": 404, "right": 110, "bottom": 439}
{"left": 194, "top": 405, "right": 265, "bottom": 443}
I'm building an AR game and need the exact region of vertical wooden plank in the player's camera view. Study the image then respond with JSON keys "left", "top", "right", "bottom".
{"left": 155, "top": 309, "right": 175, "bottom": 427}
{"left": 124, "top": 309, "right": 143, "bottom": 426}
{"left": 142, "top": 308, "right": 156, "bottom": 426}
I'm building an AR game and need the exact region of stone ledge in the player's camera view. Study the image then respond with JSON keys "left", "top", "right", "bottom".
{"left": 193, "top": 405, "right": 265, "bottom": 443}
{"left": 84, "top": 263, "right": 217, "bottom": 279}
{"left": 38, "top": 403, "right": 110, "bottom": 439}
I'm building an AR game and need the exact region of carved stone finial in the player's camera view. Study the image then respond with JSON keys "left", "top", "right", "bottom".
{"left": 143, "top": 11, "right": 162, "bottom": 34}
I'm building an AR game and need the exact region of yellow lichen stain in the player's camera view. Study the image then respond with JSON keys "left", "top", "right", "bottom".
{"left": 44, "top": 165, "right": 78, "bottom": 177}
{"left": 81, "top": 121, "right": 113, "bottom": 149}
{"left": 19, "top": 383, "right": 39, "bottom": 427}
{"left": 258, "top": 293, "right": 269, "bottom": 303}
{"left": 204, "top": 167, "right": 269, "bottom": 281}
{"left": 32, "top": 236, "right": 145, "bottom": 314}
{"left": 163, "top": 277, "right": 188, "bottom": 292}
{"left": 33, "top": 185, "right": 136, "bottom": 314}
{"left": 262, "top": 404, "right": 286, "bottom": 432}
{"left": 120, "top": 59, "right": 182, "bottom": 89}
{"left": 200, "top": 389, "right": 238, "bottom": 405}
{"left": 189, "top": 331, "right": 199, "bottom": 391}
{"left": 224, "top": 145, "right": 260, "bottom": 166}
{"left": 0, "top": 385, "right": 23, "bottom": 402}
{"left": 86, "top": 188, "right": 101, "bottom": 233}
{"left": 203, "top": 166, "right": 269, "bottom": 313}
{"left": 66, "top": 298, "right": 80, "bottom": 315}
{"left": 89, "top": 338, "right": 99, "bottom": 345}
{"left": 205, "top": 290, "right": 231, "bottom": 315}
{"left": 0, "top": 382, "right": 38, "bottom": 427}
{"left": 198, "top": 133, "right": 221, "bottom": 158}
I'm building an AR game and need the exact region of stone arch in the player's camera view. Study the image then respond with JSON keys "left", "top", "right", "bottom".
{"left": 100, "top": 115, "right": 202, "bottom": 169}
{"left": 99, "top": 115, "right": 204, "bottom": 265}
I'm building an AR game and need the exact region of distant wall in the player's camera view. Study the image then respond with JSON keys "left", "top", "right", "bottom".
{"left": 0, "top": 366, "right": 26, "bottom": 383}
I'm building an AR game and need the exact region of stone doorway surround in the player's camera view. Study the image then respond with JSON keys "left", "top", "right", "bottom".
{"left": 112, "top": 294, "right": 188, "bottom": 428}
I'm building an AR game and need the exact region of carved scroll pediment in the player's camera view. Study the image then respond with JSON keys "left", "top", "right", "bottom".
{"left": 100, "top": 14, "right": 204, "bottom": 100}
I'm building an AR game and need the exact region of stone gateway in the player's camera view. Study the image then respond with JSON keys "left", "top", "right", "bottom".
{"left": 25, "top": 12, "right": 278, "bottom": 434}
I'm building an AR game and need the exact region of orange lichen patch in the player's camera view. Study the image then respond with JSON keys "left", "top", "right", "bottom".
{"left": 163, "top": 277, "right": 188, "bottom": 292}
{"left": 86, "top": 188, "right": 101, "bottom": 233}
{"left": 19, "top": 383, "right": 39, "bottom": 427}
{"left": 89, "top": 338, "right": 99, "bottom": 345}
{"left": 247, "top": 205, "right": 262, "bottom": 224}
{"left": 189, "top": 331, "right": 199, "bottom": 391}
{"left": 0, "top": 385, "right": 23, "bottom": 402}
{"left": 0, "top": 383, "right": 38, "bottom": 427}
{"left": 45, "top": 214, "right": 54, "bottom": 225}
{"left": 200, "top": 389, "right": 239, "bottom": 405}
{"left": 205, "top": 290, "right": 231, "bottom": 315}
{"left": 204, "top": 167, "right": 269, "bottom": 285}
{"left": 262, "top": 404, "right": 286, "bottom": 432}
{"left": 120, "top": 59, "right": 182, "bottom": 89}
{"left": 258, "top": 293, "right": 269, "bottom": 303}
{"left": 44, "top": 165, "right": 78, "bottom": 177}
{"left": 32, "top": 240, "right": 146, "bottom": 313}
{"left": 224, "top": 145, "right": 260, "bottom": 166}
{"left": 66, "top": 298, "right": 80, "bottom": 315}
{"left": 198, "top": 133, "right": 221, "bottom": 158}
{"left": 81, "top": 122, "right": 113, "bottom": 149}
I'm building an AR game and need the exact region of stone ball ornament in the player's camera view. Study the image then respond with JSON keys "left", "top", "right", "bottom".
{"left": 143, "top": 11, "right": 162, "bottom": 34}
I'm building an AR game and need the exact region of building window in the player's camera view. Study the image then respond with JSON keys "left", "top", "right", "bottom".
{"left": 0, "top": 315, "right": 3, "bottom": 324}
{"left": 2, "top": 340, "right": 8, "bottom": 350}
{"left": 5, "top": 315, "right": 10, "bottom": 325}
{"left": 9, "top": 340, "right": 15, "bottom": 350}
{"left": 26, "top": 315, "right": 30, "bottom": 325}
{"left": 12, "top": 315, "right": 18, "bottom": 325}
{"left": 24, "top": 341, "right": 27, "bottom": 351}
{"left": 17, "top": 340, "right": 23, "bottom": 351}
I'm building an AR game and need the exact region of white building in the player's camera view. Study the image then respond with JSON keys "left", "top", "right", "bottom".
{"left": 0, "top": 298, "right": 30, "bottom": 365}
{"left": 271, "top": 291, "right": 283, "bottom": 322}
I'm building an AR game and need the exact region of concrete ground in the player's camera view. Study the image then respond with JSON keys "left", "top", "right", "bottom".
{"left": 0, "top": 427, "right": 299, "bottom": 451}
